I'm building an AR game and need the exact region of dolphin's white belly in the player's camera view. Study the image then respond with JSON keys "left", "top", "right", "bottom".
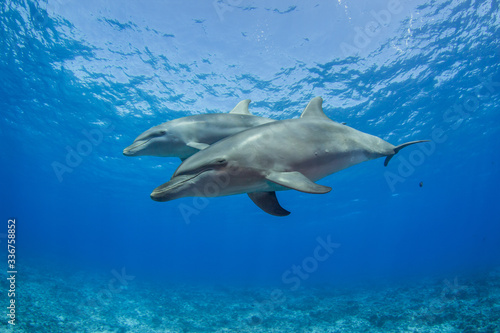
{"left": 301, "top": 150, "right": 369, "bottom": 182}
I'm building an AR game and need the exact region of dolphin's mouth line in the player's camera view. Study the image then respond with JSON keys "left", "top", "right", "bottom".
{"left": 124, "top": 139, "right": 151, "bottom": 153}
{"left": 123, "top": 139, "right": 151, "bottom": 155}
{"left": 154, "top": 170, "right": 212, "bottom": 194}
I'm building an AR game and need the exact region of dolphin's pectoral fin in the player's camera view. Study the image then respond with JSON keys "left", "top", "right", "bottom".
{"left": 266, "top": 171, "right": 332, "bottom": 194}
{"left": 384, "top": 140, "right": 430, "bottom": 166}
{"left": 229, "top": 99, "right": 252, "bottom": 115}
{"left": 187, "top": 141, "right": 210, "bottom": 151}
{"left": 248, "top": 192, "right": 290, "bottom": 216}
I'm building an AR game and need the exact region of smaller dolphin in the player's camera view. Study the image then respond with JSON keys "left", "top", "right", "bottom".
{"left": 123, "top": 100, "right": 274, "bottom": 160}
{"left": 150, "top": 97, "right": 429, "bottom": 216}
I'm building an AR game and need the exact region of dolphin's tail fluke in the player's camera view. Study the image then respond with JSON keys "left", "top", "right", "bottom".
{"left": 384, "top": 140, "right": 430, "bottom": 167}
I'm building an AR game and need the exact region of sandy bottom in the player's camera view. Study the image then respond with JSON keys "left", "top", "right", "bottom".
{"left": 1, "top": 264, "right": 499, "bottom": 332}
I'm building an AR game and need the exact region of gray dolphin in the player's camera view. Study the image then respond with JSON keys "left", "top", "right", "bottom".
{"left": 150, "top": 97, "right": 428, "bottom": 216}
{"left": 123, "top": 100, "right": 274, "bottom": 159}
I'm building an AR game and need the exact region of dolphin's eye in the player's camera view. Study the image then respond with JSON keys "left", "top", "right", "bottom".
{"left": 148, "top": 130, "right": 166, "bottom": 138}
{"left": 214, "top": 158, "right": 227, "bottom": 165}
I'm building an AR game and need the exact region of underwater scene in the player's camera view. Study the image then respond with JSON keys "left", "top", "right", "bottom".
{"left": 1, "top": 0, "right": 500, "bottom": 332}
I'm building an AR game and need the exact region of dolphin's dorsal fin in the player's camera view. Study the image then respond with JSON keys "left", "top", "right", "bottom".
{"left": 229, "top": 99, "right": 252, "bottom": 115}
{"left": 300, "top": 97, "right": 330, "bottom": 120}
{"left": 265, "top": 171, "right": 332, "bottom": 194}
{"left": 187, "top": 141, "right": 210, "bottom": 151}
{"left": 248, "top": 192, "right": 290, "bottom": 216}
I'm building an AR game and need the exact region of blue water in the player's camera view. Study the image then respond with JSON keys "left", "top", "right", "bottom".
{"left": 2, "top": 0, "right": 500, "bottom": 331}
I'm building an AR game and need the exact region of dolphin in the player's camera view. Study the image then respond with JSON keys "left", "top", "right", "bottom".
{"left": 150, "top": 97, "right": 428, "bottom": 216}
{"left": 123, "top": 100, "right": 274, "bottom": 159}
